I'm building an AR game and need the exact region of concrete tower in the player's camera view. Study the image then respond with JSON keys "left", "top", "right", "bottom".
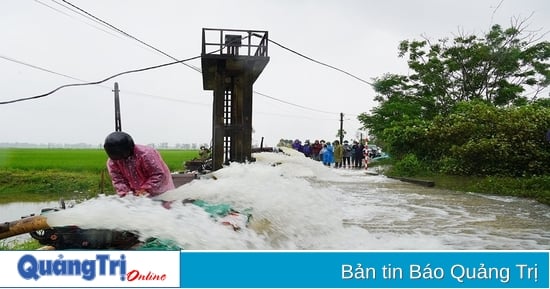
{"left": 201, "top": 28, "right": 270, "bottom": 170}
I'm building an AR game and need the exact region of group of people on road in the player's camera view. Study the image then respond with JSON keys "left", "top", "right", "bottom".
{"left": 291, "top": 139, "right": 370, "bottom": 169}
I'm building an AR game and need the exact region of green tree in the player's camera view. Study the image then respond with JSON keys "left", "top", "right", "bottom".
{"left": 428, "top": 101, "right": 550, "bottom": 176}
{"left": 358, "top": 73, "right": 437, "bottom": 144}
{"left": 359, "top": 20, "right": 549, "bottom": 170}
{"left": 360, "top": 20, "right": 549, "bottom": 120}
{"left": 396, "top": 21, "right": 549, "bottom": 109}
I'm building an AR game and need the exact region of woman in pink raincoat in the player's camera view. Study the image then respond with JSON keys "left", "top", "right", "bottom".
{"left": 103, "top": 131, "right": 175, "bottom": 198}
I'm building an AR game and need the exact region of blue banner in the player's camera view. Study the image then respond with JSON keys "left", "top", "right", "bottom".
{"left": 1, "top": 250, "right": 548, "bottom": 288}
{"left": 180, "top": 251, "right": 549, "bottom": 288}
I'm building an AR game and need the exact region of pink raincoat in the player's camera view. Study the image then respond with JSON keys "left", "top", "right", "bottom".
{"left": 106, "top": 144, "right": 175, "bottom": 197}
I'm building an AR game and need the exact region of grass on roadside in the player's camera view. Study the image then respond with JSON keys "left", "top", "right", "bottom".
{"left": 370, "top": 159, "right": 550, "bottom": 206}
{"left": 0, "top": 239, "right": 42, "bottom": 250}
{"left": 0, "top": 169, "right": 107, "bottom": 203}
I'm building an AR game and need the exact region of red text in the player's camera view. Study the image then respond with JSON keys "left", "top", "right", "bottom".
{"left": 126, "top": 269, "right": 167, "bottom": 281}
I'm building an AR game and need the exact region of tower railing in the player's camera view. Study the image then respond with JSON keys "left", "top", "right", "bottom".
{"left": 202, "top": 28, "right": 268, "bottom": 57}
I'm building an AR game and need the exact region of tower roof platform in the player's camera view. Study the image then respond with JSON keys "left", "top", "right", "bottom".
{"left": 201, "top": 28, "right": 270, "bottom": 90}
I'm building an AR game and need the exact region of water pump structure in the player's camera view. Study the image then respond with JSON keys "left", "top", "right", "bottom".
{"left": 201, "top": 28, "right": 270, "bottom": 170}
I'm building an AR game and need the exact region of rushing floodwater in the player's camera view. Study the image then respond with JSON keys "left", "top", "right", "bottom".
{"left": 1, "top": 149, "right": 549, "bottom": 249}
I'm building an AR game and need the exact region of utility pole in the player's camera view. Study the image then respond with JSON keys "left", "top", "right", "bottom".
{"left": 113, "top": 82, "right": 121, "bottom": 132}
{"left": 339, "top": 112, "right": 344, "bottom": 144}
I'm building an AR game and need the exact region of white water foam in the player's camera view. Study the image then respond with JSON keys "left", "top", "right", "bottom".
{"left": 41, "top": 149, "right": 550, "bottom": 250}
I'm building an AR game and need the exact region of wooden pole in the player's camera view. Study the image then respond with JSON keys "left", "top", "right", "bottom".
{"left": 114, "top": 82, "right": 122, "bottom": 132}
{"left": 339, "top": 112, "right": 344, "bottom": 144}
{"left": 0, "top": 215, "right": 50, "bottom": 240}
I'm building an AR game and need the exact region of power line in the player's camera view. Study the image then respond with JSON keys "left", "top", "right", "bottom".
{"left": 0, "top": 54, "right": 86, "bottom": 83}
{"left": 254, "top": 108, "right": 358, "bottom": 121}
{"left": 59, "top": 0, "right": 202, "bottom": 73}
{"left": 267, "top": 38, "right": 374, "bottom": 86}
{"left": 34, "top": 0, "right": 123, "bottom": 40}
{"left": 0, "top": 54, "right": 210, "bottom": 106}
{"left": 5, "top": 1, "right": 368, "bottom": 117}
{"left": 54, "top": 1, "right": 363, "bottom": 115}
{"left": 0, "top": 53, "right": 348, "bottom": 121}
{"left": 0, "top": 56, "right": 200, "bottom": 105}
{"left": 0, "top": 54, "right": 348, "bottom": 120}
{"left": 253, "top": 91, "right": 337, "bottom": 114}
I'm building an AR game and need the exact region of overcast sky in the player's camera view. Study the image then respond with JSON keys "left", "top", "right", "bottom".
{"left": 1, "top": 0, "right": 548, "bottom": 147}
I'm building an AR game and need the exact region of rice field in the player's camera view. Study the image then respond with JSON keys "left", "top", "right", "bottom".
{"left": 0, "top": 148, "right": 199, "bottom": 172}
{"left": 0, "top": 148, "right": 199, "bottom": 203}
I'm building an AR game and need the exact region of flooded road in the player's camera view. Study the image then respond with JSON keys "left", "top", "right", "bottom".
{"left": 336, "top": 178, "right": 550, "bottom": 249}
{"left": 1, "top": 150, "right": 549, "bottom": 250}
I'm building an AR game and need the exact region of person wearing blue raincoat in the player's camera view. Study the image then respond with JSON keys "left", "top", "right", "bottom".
{"left": 322, "top": 142, "right": 334, "bottom": 167}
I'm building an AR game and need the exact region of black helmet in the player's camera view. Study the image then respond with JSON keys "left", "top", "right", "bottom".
{"left": 103, "top": 131, "right": 135, "bottom": 160}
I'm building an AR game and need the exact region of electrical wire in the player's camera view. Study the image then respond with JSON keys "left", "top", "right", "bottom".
{"left": 253, "top": 91, "right": 337, "bottom": 114}
{"left": 59, "top": 0, "right": 202, "bottom": 73}
{"left": 0, "top": 52, "right": 342, "bottom": 121}
{"left": 53, "top": 1, "right": 364, "bottom": 115}
{"left": 267, "top": 38, "right": 374, "bottom": 86}
{"left": 0, "top": 56, "right": 200, "bottom": 105}
{"left": 4, "top": 0, "right": 368, "bottom": 118}
{"left": 0, "top": 54, "right": 86, "bottom": 83}
{"left": 34, "top": 0, "right": 123, "bottom": 40}
{"left": 1, "top": 54, "right": 211, "bottom": 106}
{"left": 0, "top": 52, "right": 342, "bottom": 120}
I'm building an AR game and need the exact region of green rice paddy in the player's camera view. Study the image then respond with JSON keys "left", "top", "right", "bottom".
{"left": 0, "top": 148, "right": 199, "bottom": 203}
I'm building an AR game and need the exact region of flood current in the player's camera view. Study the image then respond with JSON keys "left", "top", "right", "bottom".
{"left": 2, "top": 149, "right": 549, "bottom": 250}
